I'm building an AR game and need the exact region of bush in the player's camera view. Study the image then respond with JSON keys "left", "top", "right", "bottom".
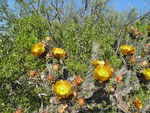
{"left": 0, "top": 0, "right": 150, "bottom": 112}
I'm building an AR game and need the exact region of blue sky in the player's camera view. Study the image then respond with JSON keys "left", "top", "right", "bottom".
{"left": 109, "top": 0, "right": 150, "bottom": 13}
{"left": 7, "top": 0, "right": 150, "bottom": 14}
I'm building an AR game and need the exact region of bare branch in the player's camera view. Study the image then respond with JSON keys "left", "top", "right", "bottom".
{"left": 37, "top": 0, "right": 41, "bottom": 12}
{"left": 125, "top": 10, "right": 150, "bottom": 26}
{"left": 29, "top": 0, "right": 37, "bottom": 11}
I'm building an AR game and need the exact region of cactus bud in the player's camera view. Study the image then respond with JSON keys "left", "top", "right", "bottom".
{"left": 78, "top": 98, "right": 85, "bottom": 106}
{"left": 52, "top": 64, "right": 59, "bottom": 71}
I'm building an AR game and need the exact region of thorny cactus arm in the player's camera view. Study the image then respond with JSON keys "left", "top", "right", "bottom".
{"left": 79, "top": 41, "right": 100, "bottom": 98}
{"left": 117, "top": 70, "right": 140, "bottom": 97}
{"left": 86, "top": 41, "right": 100, "bottom": 78}
{"left": 142, "top": 99, "right": 150, "bottom": 113}
{"left": 110, "top": 67, "right": 131, "bottom": 113}
{"left": 27, "top": 32, "right": 149, "bottom": 113}
{"left": 110, "top": 66, "right": 149, "bottom": 113}
{"left": 78, "top": 42, "right": 136, "bottom": 112}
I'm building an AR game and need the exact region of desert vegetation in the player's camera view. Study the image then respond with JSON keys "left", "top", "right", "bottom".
{"left": 0, "top": 0, "right": 150, "bottom": 112}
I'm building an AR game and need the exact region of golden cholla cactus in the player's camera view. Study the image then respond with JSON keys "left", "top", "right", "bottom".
{"left": 92, "top": 59, "right": 105, "bottom": 67}
{"left": 52, "top": 80, "right": 72, "bottom": 99}
{"left": 52, "top": 48, "right": 67, "bottom": 58}
{"left": 94, "top": 65, "right": 113, "bottom": 83}
{"left": 142, "top": 68, "right": 150, "bottom": 80}
{"left": 120, "top": 45, "right": 136, "bottom": 55}
{"left": 133, "top": 98, "right": 143, "bottom": 109}
{"left": 31, "top": 43, "right": 45, "bottom": 56}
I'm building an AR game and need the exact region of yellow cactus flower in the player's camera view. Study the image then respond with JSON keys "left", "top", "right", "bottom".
{"left": 94, "top": 65, "right": 113, "bottom": 83}
{"left": 142, "top": 68, "right": 150, "bottom": 80}
{"left": 147, "top": 26, "right": 150, "bottom": 31}
{"left": 52, "top": 80, "right": 72, "bottom": 99}
{"left": 52, "top": 48, "right": 67, "bottom": 58}
{"left": 92, "top": 60, "right": 105, "bottom": 67}
{"left": 120, "top": 45, "right": 136, "bottom": 55}
{"left": 133, "top": 98, "right": 143, "bottom": 110}
{"left": 31, "top": 43, "right": 45, "bottom": 56}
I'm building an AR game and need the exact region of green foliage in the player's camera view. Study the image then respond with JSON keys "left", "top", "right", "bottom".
{"left": 1, "top": 13, "right": 50, "bottom": 78}
{"left": 0, "top": 0, "right": 150, "bottom": 112}
{"left": 0, "top": 13, "right": 51, "bottom": 112}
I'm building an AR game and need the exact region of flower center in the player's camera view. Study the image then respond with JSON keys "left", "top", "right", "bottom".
{"left": 97, "top": 69, "right": 108, "bottom": 76}
{"left": 56, "top": 50, "right": 63, "bottom": 54}
{"left": 57, "top": 85, "right": 69, "bottom": 95}
{"left": 147, "top": 72, "right": 150, "bottom": 76}
{"left": 34, "top": 47, "right": 41, "bottom": 52}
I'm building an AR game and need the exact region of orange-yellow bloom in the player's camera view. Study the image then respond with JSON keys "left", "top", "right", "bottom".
{"left": 142, "top": 68, "right": 150, "bottom": 80}
{"left": 52, "top": 48, "right": 67, "bottom": 58}
{"left": 120, "top": 45, "right": 136, "bottom": 55}
{"left": 92, "top": 60, "right": 105, "bottom": 67}
{"left": 31, "top": 43, "right": 45, "bottom": 56}
{"left": 94, "top": 65, "right": 113, "bottom": 83}
{"left": 133, "top": 98, "right": 143, "bottom": 109}
{"left": 52, "top": 80, "right": 72, "bottom": 99}
{"left": 147, "top": 26, "right": 150, "bottom": 31}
